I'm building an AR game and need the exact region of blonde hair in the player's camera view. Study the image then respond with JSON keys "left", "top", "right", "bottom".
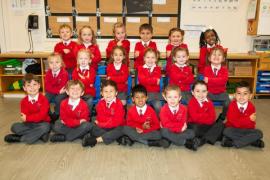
{"left": 58, "top": 24, "right": 72, "bottom": 33}
{"left": 77, "top": 49, "right": 92, "bottom": 65}
{"left": 108, "top": 46, "right": 127, "bottom": 64}
{"left": 78, "top": 25, "right": 97, "bottom": 45}
{"left": 48, "top": 53, "right": 65, "bottom": 67}
{"left": 163, "top": 85, "right": 181, "bottom": 97}
{"left": 112, "top": 22, "right": 126, "bottom": 38}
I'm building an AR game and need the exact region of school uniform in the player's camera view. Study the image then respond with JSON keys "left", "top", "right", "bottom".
{"left": 10, "top": 93, "right": 51, "bottom": 144}
{"left": 160, "top": 104, "right": 195, "bottom": 146}
{"left": 169, "top": 64, "right": 194, "bottom": 103}
{"left": 106, "top": 63, "right": 129, "bottom": 100}
{"left": 54, "top": 40, "right": 77, "bottom": 74}
{"left": 223, "top": 100, "right": 263, "bottom": 148}
{"left": 123, "top": 105, "right": 161, "bottom": 145}
{"left": 138, "top": 64, "right": 162, "bottom": 114}
{"left": 53, "top": 98, "right": 91, "bottom": 141}
{"left": 45, "top": 67, "right": 68, "bottom": 115}
{"left": 187, "top": 97, "right": 224, "bottom": 144}
{"left": 204, "top": 65, "right": 230, "bottom": 117}
{"left": 90, "top": 98, "right": 125, "bottom": 144}
{"left": 106, "top": 39, "right": 130, "bottom": 65}
{"left": 198, "top": 44, "right": 224, "bottom": 75}
{"left": 165, "top": 43, "right": 188, "bottom": 74}
{"left": 72, "top": 66, "right": 96, "bottom": 111}
{"left": 134, "top": 41, "right": 157, "bottom": 69}
{"left": 74, "top": 43, "right": 102, "bottom": 70}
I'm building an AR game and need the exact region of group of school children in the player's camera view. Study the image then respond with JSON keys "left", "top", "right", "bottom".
{"left": 4, "top": 22, "right": 264, "bottom": 151}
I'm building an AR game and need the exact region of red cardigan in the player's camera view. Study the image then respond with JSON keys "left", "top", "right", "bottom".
{"left": 138, "top": 66, "right": 161, "bottom": 92}
{"left": 187, "top": 97, "right": 216, "bottom": 125}
{"left": 204, "top": 65, "right": 228, "bottom": 94}
{"left": 169, "top": 64, "right": 194, "bottom": 91}
{"left": 106, "top": 39, "right": 130, "bottom": 64}
{"left": 106, "top": 63, "right": 129, "bottom": 92}
{"left": 198, "top": 44, "right": 224, "bottom": 74}
{"left": 45, "top": 68, "right": 68, "bottom": 94}
{"left": 166, "top": 43, "right": 188, "bottom": 73}
{"left": 60, "top": 98, "right": 90, "bottom": 128}
{"left": 20, "top": 93, "right": 50, "bottom": 123}
{"left": 72, "top": 67, "right": 96, "bottom": 96}
{"left": 74, "top": 44, "right": 101, "bottom": 70}
{"left": 134, "top": 41, "right": 157, "bottom": 69}
{"left": 54, "top": 41, "right": 77, "bottom": 69}
{"left": 226, "top": 100, "right": 256, "bottom": 129}
{"left": 160, "top": 104, "right": 187, "bottom": 133}
{"left": 126, "top": 105, "right": 160, "bottom": 133}
{"left": 96, "top": 98, "right": 125, "bottom": 128}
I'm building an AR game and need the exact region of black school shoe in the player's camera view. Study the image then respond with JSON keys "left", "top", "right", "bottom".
{"left": 4, "top": 134, "right": 21, "bottom": 143}
{"left": 221, "top": 137, "right": 234, "bottom": 147}
{"left": 40, "top": 133, "right": 50, "bottom": 142}
{"left": 185, "top": 138, "right": 200, "bottom": 151}
{"left": 251, "top": 139, "right": 265, "bottom": 148}
{"left": 50, "top": 134, "right": 66, "bottom": 142}
{"left": 116, "top": 136, "right": 134, "bottom": 146}
{"left": 148, "top": 139, "right": 170, "bottom": 148}
{"left": 82, "top": 133, "right": 97, "bottom": 147}
{"left": 49, "top": 113, "right": 59, "bottom": 124}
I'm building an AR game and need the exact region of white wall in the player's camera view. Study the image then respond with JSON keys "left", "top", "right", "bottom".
{"left": 0, "top": 0, "right": 254, "bottom": 53}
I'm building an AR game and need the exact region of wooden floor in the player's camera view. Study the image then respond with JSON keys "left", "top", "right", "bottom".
{"left": 0, "top": 98, "right": 269, "bottom": 180}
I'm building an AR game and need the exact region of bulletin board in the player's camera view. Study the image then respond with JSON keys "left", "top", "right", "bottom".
{"left": 44, "top": 0, "right": 181, "bottom": 39}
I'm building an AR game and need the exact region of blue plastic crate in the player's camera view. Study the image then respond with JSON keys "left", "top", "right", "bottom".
{"left": 257, "top": 76, "right": 270, "bottom": 82}
{"left": 257, "top": 82, "right": 270, "bottom": 88}
{"left": 258, "top": 71, "right": 270, "bottom": 76}
{"left": 256, "top": 86, "right": 270, "bottom": 93}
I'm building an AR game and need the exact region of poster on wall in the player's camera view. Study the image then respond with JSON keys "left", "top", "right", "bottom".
{"left": 190, "top": 0, "right": 240, "bottom": 12}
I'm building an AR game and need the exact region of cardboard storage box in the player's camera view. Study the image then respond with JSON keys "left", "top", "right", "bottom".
{"left": 234, "top": 66, "right": 253, "bottom": 76}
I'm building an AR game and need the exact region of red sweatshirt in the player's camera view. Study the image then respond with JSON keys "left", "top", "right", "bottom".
{"left": 198, "top": 44, "right": 224, "bottom": 74}
{"left": 72, "top": 67, "right": 96, "bottom": 96}
{"left": 45, "top": 68, "right": 68, "bottom": 94}
{"left": 187, "top": 97, "right": 216, "bottom": 125}
{"left": 60, "top": 98, "right": 90, "bottom": 128}
{"left": 226, "top": 100, "right": 256, "bottom": 129}
{"left": 106, "top": 63, "right": 129, "bottom": 92}
{"left": 126, "top": 105, "right": 160, "bottom": 133}
{"left": 169, "top": 64, "right": 194, "bottom": 91}
{"left": 106, "top": 39, "right": 130, "bottom": 64}
{"left": 160, "top": 104, "right": 187, "bottom": 133}
{"left": 134, "top": 41, "right": 157, "bottom": 69}
{"left": 73, "top": 44, "right": 101, "bottom": 70}
{"left": 138, "top": 65, "right": 161, "bottom": 92}
{"left": 204, "top": 65, "right": 228, "bottom": 94}
{"left": 20, "top": 93, "right": 50, "bottom": 123}
{"left": 166, "top": 43, "right": 188, "bottom": 73}
{"left": 96, "top": 98, "right": 125, "bottom": 128}
{"left": 54, "top": 41, "right": 77, "bottom": 69}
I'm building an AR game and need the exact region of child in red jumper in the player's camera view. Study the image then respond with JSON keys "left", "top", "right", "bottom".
{"left": 204, "top": 47, "right": 230, "bottom": 121}
{"left": 122, "top": 85, "right": 170, "bottom": 148}
{"left": 222, "top": 81, "right": 264, "bottom": 148}
{"left": 160, "top": 85, "right": 199, "bottom": 151}
{"left": 54, "top": 24, "right": 77, "bottom": 76}
{"left": 50, "top": 80, "right": 91, "bottom": 142}
{"left": 72, "top": 49, "right": 96, "bottom": 112}
{"left": 166, "top": 28, "right": 188, "bottom": 74}
{"left": 45, "top": 53, "right": 68, "bottom": 122}
{"left": 187, "top": 81, "right": 224, "bottom": 147}
{"left": 107, "top": 46, "right": 129, "bottom": 105}
{"left": 134, "top": 23, "right": 158, "bottom": 70}
{"left": 4, "top": 74, "right": 50, "bottom": 144}
{"left": 106, "top": 22, "right": 130, "bottom": 65}
{"left": 137, "top": 48, "right": 162, "bottom": 114}
{"left": 82, "top": 80, "right": 125, "bottom": 147}
{"left": 168, "top": 47, "right": 194, "bottom": 103}
{"left": 74, "top": 25, "right": 101, "bottom": 70}
{"left": 198, "top": 28, "right": 224, "bottom": 77}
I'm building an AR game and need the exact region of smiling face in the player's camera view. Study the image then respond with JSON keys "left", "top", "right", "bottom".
{"left": 114, "top": 27, "right": 126, "bottom": 41}
{"left": 144, "top": 51, "right": 157, "bottom": 67}
{"left": 174, "top": 50, "right": 189, "bottom": 66}
{"left": 81, "top": 27, "right": 93, "bottom": 44}
{"left": 169, "top": 31, "right": 183, "bottom": 46}
{"left": 77, "top": 51, "right": 91, "bottom": 68}
{"left": 112, "top": 48, "right": 124, "bottom": 65}
{"left": 163, "top": 90, "right": 181, "bottom": 108}
{"left": 101, "top": 85, "right": 118, "bottom": 103}
{"left": 208, "top": 49, "right": 225, "bottom": 66}
{"left": 205, "top": 30, "right": 217, "bottom": 46}
{"left": 192, "top": 83, "right": 208, "bottom": 102}
{"left": 66, "top": 84, "right": 84, "bottom": 100}
{"left": 132, "top": 92, "right": 147, "bottom": 108}
{"left": 59, "top": 27, "right": 72, "bottom": 41}
{"left": 48, "top": 56, "right": 62, "bottom": 72}
{"left": 23, "top": 80, "right": 40, "bottom": 97}
{"left": 140, "top": 29, "right": 152, "bottom": 43}
{"left": 235, "top": 87, "right": 251, "bottom": 105}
